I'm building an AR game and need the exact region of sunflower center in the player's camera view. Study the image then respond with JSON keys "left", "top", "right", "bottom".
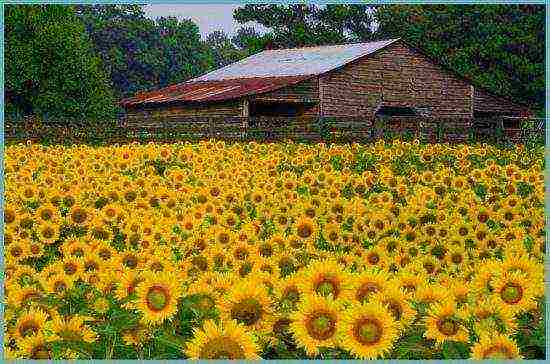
{"left": 64, "top": 262, "right": 77, "bottom": 275}
{"left": 353, "top": 318, "right": 383, "bottom": 345}
{"left": 85, "top": 261, "right": 98, "bottom": 272}
{"left": 478, "top": 212, "right": 489, "bottom": 223}
{"left": 483, "top": 345, "right": 514, "bottom": 359}
{"left": 5, "top": 209, "right": 15, "bottom": 224}
{"left": 123, "top": 255, "right": 138, "bottom": 268}
{"left": 297, "top": 222, "right": 313, "bottom": 239}
{"left": 273, "top": 317, "right": 292, "bottom": 335}
{"left": 315, "top": 277, "right": 339, "bottom": 298}
{"left": 146, "top": 286, "right": 169, "bottom": 312}
{"left": 356, "top": 282, "right": 380, "bottom": 302}
{"left": 500, "top": 283, "right": 523, "bottom": 304}
{"left": 386, "top": 299, "right": 403, "bottom": 321}
{"left": 367, "top": 253, "right": 380, "bottom": 265}
{"left": 192, "top": 256, "right": 208, "bottom": 271}
{"left": 306, "top": 311, "right": 337, "bottom": 340}
{"left": 19, "top": 320, "right": 39, "bottom": 337}
{"left": 259, "top": 244, "right": 273, "bottom": 257}
{"left": 218, "top": 233, "right": 230, "bottom": 244}
{"left": 451, "top": 254, "right": 463, "bottom": 264}
{"left": 54, "top": 280, "right": 67, "bottom": 293}
{"left": 231, "top": 298, "right": 263, "bottom": 326}
{"left": 151, "top": 262, "right": 164, "bottom": 272}
{"left": 282, "top": 287, "right": 300, "bottom": 305}
{"left": 31, "top": 345, "right": 51, "bottom": 359}
{"left": 437, "top": 317, "right": 459, "bottom": 336}
{"left": 71, "top": 209, "right": 88, "bottom": 224}
{"left": 199, "top": 336, "right": 246, "bottom": 359}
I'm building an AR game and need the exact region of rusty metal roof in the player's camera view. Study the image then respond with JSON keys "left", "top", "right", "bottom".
{"left": 120, "top": 75, "right": 312, "bottom": 107}
{"left": 121, "top": 38, "right": 400, "bottom": 107}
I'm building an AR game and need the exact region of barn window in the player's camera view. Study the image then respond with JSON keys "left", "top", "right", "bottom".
{"left": 376, "top": 106, "right": 418, "bottom": 117}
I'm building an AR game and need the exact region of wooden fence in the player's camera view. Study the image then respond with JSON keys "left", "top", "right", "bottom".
{"left": 4, "top": 115, "right": 545, "bottom": 146}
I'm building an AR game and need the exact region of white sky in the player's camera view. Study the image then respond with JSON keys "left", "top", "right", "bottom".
{"left": 142, "top": 4, "right": 265, "bottom": 38}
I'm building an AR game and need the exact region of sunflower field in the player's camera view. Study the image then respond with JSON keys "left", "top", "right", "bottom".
{"left": 3, "top": 139, "right": 546, "bottom": 359}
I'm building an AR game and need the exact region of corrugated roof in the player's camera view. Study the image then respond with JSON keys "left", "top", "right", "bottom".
{"left": 121, "top": 38, "right": 401, "bottom": 107}
{"left": 120, "top": 75, "right": 312, "bottom": 107}
{"left": 192, "top": 38, "right": 400, "bottom": 81}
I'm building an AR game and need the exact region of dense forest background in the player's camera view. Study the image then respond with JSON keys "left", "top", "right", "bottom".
{"left": 4, "top": 4, "right": 546, "bottom": 120}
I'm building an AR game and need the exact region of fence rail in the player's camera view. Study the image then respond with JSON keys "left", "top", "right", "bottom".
{"left": 4, "top": 116, "right": 545, "bottom": 146}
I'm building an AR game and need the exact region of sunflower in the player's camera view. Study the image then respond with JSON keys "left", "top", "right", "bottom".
{"left": 68, "top": 205, "right": 91, "bottom": 226}
{"left": 219, "top": 277, "right": 274, "bottom": 334}
{"left": 40, "top": 272, "right": 75, "bottom": 296}
{"left": 185, "top": 319, "right": 260, "bottom": 359}
{"left": 133, "top": 270, "right": 183, "bottom": 325}
{"left": 423, "top": 299, "right": 469, "bottom": 345}
{"left": 415, "top": 282, "right": 453, "bottom": 307}
{"left": 14, "top": 307, "right": 49, "bottom": 342}
{"left": 60, "top": 256, "right": 84, "bottom": 281}
{"left": 338, "top": 301, "right": 399, "bottom": 359}
{"left": 470, "top": 333, "right": 522, "bottom": 360}
{"left": 395, "top": 269, "right": 426, "bottom": 296}
{"left": 294, "top": 216, "right": 317, "bottom": 240}
{"left": 289, "top": 294, "right": 342, "bottom": 356}
{"left": 35, "top": 203, "right": 60, "bottom": 224}
{"left": 297, "top": 258, "right": 351, "bottom": 300}
{"left": 491, "top": 271, "right": 537, "bottom": 314}
{"left": 323, "top": 222, "right": 342, "bottom": 245}
{"left": 273, "top": 252, "right": 299, "bottom": 278}
{"left": 121, "top": 323, "right": 152, "bottom": 347}
{"left": 468, "top": 296, "right": 517, "bottom": 336}
{"left": 101, "top": 203, "right": 121, "bottom": 222}
{"left": 274, "top": 274, "right": 303, "bottom": 311}
{"left": 362, "top": 246, "right": 390, "bottom": 270}
{"left": 49, "top": 312, "right": 97, "bottom": 343}
{"left": 446, "top": 245, "right": 467, "bottom": 268}
{"left": 115, "top": 269, "right": 144, "bottom": 301}
{"left": 17, "top": 333, "right": 53, "bottom": 359}
{"left": 349, "top": 269, "right": 391, "bottom": 303}
{"left": 371, "top": 283, "right": 416, "bottom": 331}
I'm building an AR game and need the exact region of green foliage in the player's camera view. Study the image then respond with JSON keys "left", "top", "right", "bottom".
{"left": 5, "top": 4, "right": 116, "bottom": 120}
{"left": 375, "top": 4, "right": 544, "bottom": 112}
{"left": 74, "top": 5, "right": 214, "bottom": 99}
{"left": 234, "top": 4, "right": 378, "bottom": 49}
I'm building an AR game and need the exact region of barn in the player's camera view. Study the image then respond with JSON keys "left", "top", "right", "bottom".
{"left": 120, "top": 38, "right": 532, "bottom": 129}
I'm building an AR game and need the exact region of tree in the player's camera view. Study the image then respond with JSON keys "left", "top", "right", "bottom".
{"left": 205, "top": 30, "right": 245, "bottom": 68}
{"left": 75, "top": 5, "right": 214, "bottom": 99}
{"left": 374, "top": 4, "right": 545, "bottom": 112}
{"left": 233, "top": 4, "right": 378, "bottom": 49}
{"left": 5, "top": 4, "right": 116, "bottom": 120}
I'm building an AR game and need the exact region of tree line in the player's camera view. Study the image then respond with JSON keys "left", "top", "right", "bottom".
{"left": 5, "top": 4, "right": 545, "bottom": 121}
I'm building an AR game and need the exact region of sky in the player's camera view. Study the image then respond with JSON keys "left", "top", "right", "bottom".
{"left": 142, "top": 4, "right": 266, "bottom": 38}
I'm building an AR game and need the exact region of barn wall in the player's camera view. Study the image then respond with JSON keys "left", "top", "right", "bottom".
{"left": 124, "top": 99, "right": 244, "bottom": 124}
{"left": 473, "top": 88, "right": 529, "bottom": 116}
{"left": 319, "top": 41, "right": 473, "bottom": 119}
{"left": 251, "top": 78, "right": 319, "bottom": 103}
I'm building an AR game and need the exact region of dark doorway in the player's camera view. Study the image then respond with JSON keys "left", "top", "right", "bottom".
{"left": 250, "top": 102, "right": 303, "bottom": 117}
{"left": 375, "top": 106, "right": 417, "bottom": 117}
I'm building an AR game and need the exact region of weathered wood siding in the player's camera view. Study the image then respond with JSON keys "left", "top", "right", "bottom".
{"left": 319, "top": 41, "right": 473, "bottom": 119}
{"left": 251, "top": 78, "right": 319, "bottom": 103}
{"left": 473, "top": 88, "right": 530, "bottom": 116}
{"left": 125, "top": 100, "right": 243, "bottom": 125}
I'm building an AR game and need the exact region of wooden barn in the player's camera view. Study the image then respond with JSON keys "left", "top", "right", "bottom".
{"left": 120, "top": 38, "right": 532, "bottom": 128}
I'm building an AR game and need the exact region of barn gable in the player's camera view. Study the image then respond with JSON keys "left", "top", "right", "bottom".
{"left": 318, "top": 39, "right": 473, "bottom": 118}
